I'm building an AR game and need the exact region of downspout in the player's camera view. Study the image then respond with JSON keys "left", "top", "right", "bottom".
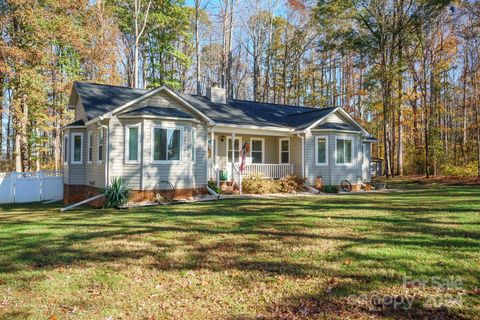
{"left": 98, "top": 116, "right": 109, "bottom": 188}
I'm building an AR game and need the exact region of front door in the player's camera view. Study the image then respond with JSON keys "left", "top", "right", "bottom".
{"left": 226, "top": 137, "right": 241, "bottom": 179}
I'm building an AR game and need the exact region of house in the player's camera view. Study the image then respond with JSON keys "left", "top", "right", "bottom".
{"left": 62, "top": 82, "right": 377, "bottom": 203}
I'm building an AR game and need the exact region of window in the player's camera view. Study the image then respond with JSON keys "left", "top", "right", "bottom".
{"left": 126, "top": 125, "right": 140, "bottom": 163}
{"left": 279, "top": 138, "right": 290, "bottom": 164}
{"left": 71, "top": 133, "right": 83, "bottom": 164}
{"left": 250, "top": 138, "right": 264, "bottom": 164}
{"left": 315, "top": 136, "right": 328, "bottom": 165}
{"left": 336, "top": 138, "right": 353, "bottom": 164}
{"left": 63, "top": 135, "right": 68, "bottom": 164}
{"left": 87, "top": 130, "right": 93, "bottom": 164}
{"left": 227, "top": 137, "right": 241, "bottom": 163}
{"left": 97, "top": 128, "right": 104, "bottom": 163}
{"left": 152, "top": 127, "right": 183, "bottom": 162}
{"left": 191, "top": 128, "right": 196, "bottom": 164}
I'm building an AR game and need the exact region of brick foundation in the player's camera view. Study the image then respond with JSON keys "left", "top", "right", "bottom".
{"left": 64, "top": 184, "right": 104, "bottom": 208}
{"left": 64, "top": 184, "right": 206, "bottom": 207}
{"left": 129, "top": 188, "right": 206, "bottom": 202}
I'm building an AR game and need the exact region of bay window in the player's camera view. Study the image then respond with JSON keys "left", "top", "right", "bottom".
{"left": 63, "top": 135, "right": 68, "bottom": 164}
{"left": 336, "top": 138, "right": 353, "bottom": 164}
{"left": 152, "top": 127, "right": 183, "bottom": 162}
{"left": 71, "top": 133, "right": 83, "bottom": 164}
{"left": 87, "top": 130, "right": 93, "bottom": 164}
{"left": 126, "top": 125, "right": 140, "bottom": 163}
{"left": 315, "top": 136, "right": 328, "bottom": 165}
{"left": 97, "top": 128, "right": 104, "bottom": 163}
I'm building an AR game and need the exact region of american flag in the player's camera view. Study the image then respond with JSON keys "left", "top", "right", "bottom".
{"left": 239, "top": 142, "right": 248, "bottom": 173}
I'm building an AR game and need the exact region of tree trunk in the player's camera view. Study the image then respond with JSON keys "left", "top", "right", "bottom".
{"left": 195, "top": 0, "right": 201, "bottom": 95}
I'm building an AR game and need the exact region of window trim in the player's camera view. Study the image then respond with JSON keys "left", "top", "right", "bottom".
{"left": 151, "top": 125, "right": 184, "bottom": 164}
{"left": 97, "top": 128, "right": 104, "bottom": 164}
{"left": 315, "top": 136, "right": 328, "bottom": 166}
{"left": 71, "top": 132, "right": 83, "bottom": 165}
{"left": 335, "top": 136, "right": 354, "bottom": 166}
{"left": 191, "top": 127, "right": 196, "bottom": 164}
{"left": 63, "top": 135, "right": 69, "bottom": 165}
{"left": 87, "top": 130, "right": 93, "bottom": 164}
{"left": 226, "top": 136, "right": 242, "bottom": 164}
{"left": 278, "top": 138, "right": 290, "bottom": 164}
{"left": 125, "top": 124, "right": 141, "bottom": 164}
{"left": 249, "top": 137, "right": 265, "bottom": 164}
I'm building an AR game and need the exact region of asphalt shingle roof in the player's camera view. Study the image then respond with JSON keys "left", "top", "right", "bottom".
{"left": 74, "top": 82, "right": 148, "bottom": 120}
{"left": 178, "top": 94, "right": 336, "bottom": 129}
{"left": 64, "top": 119, "right": 85, "bottom": 127}
{"left": 72, "top": 82, "right": 364, "bottom": 133}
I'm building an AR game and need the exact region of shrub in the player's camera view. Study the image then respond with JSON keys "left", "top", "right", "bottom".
{"left": 278, "top": 175, "right": 305, "bottom": 193}
{"left": 103, "top": 177, "right": 132, "bottom": 208}
{"left": 241, "top": 174, "right": 304, "bottom": 194}
{"left": 442, "top": 162, "right": 478, "bottom": 177}
{"left": 242, "top": 173, "right": 277, "bottom": 194}
{"left": 321, "top": 185, "right": 339, "bottom": 193}
{"left": 207, "top": 180, "right": 221, "bottom": 194}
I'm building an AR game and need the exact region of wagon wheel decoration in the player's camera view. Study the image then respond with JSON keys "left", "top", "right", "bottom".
{"left": 340, "top": 180, "right": 352, "bottom": 192}
{"left": 154, "top": 181, "right": 176, "bottom": 202}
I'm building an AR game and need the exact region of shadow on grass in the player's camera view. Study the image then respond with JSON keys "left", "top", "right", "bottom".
{"left": 0, "top": 185, "right": 479, "bottom": 318}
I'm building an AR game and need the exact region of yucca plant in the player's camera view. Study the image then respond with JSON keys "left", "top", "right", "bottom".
{"left": 103, "top": 177, "right": 132, "bottom": 208}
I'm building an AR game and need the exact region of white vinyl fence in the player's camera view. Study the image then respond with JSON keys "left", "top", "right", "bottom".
{"left": 0, "top": 171, "right": 63, "bottom": 204}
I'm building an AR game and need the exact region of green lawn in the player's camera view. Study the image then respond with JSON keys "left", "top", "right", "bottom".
{"left": 1, "top": 184, "right": 479, "bottom": 319}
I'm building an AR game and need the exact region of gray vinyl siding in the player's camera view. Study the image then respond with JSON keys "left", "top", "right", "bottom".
{"left": 67, "top": 128, "right": 87, "bottom": 185}
{"left": 85, "top": 124, "right": 106, "bottom": 188}
{"left": 362, "top": 142, "right": 372, "bottom": 181}
{"left": 108, "top": 116, "right": 208, "bottom": 191}
{"left": 109, "top": 117, "right": 142, "bottom": 189}
{"left": 305, "top": 131, "right": 364, "bottom": 186}
{"left": 63, "top": 130, "right": 70, "bottom": 185}
{"left": 74, "top": 99, "right": 87, "bottom": 122}
{"left": 290, "top": 136, "right": 303, "bottom": 177}
{"left": 121, "top": 91, "right": 194, "bottom": 115}
{"left": 192, "top": 124, "right": 208, "bottom": 187}
{"left": 142, "top": 119, "right": 207, "bottom": 190}
{"left": 322, "top": 112, "right": 345, "bottom": 124}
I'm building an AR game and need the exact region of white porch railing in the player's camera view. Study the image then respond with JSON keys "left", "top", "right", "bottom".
{"left": 242, "top": 163, "right": 294, "bottom": 179}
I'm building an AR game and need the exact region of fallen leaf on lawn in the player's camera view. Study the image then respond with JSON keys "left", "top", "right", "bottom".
{"left": 0, "top": 279, "right": 5, "bottom": 285}
{"left": 328, "top": 277, "right": 337, "bottom": 285}
{"left": 48, "top": 316, "right": 57, "bottom": 320}
{"left": 343, "top": 259, "right": 352, "bottom": 265}
{"left": 467, "top": 288, "right": 480, "bottom": 296}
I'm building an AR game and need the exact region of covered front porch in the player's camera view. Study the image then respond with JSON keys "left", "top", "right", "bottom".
{"left": 207, "top": 129, "right": 303, "bottom": 188}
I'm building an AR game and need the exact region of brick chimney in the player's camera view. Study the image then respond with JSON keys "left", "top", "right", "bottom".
{"left": 206, "top": 82, "right": 226, "bottom": 104}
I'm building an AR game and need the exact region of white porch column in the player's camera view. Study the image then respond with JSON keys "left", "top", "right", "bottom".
{"left": 231, "top": 132, "right": 236, "bottom": 181}
{"left": 210, "top": 130, "right": 215, "bottom": 183}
